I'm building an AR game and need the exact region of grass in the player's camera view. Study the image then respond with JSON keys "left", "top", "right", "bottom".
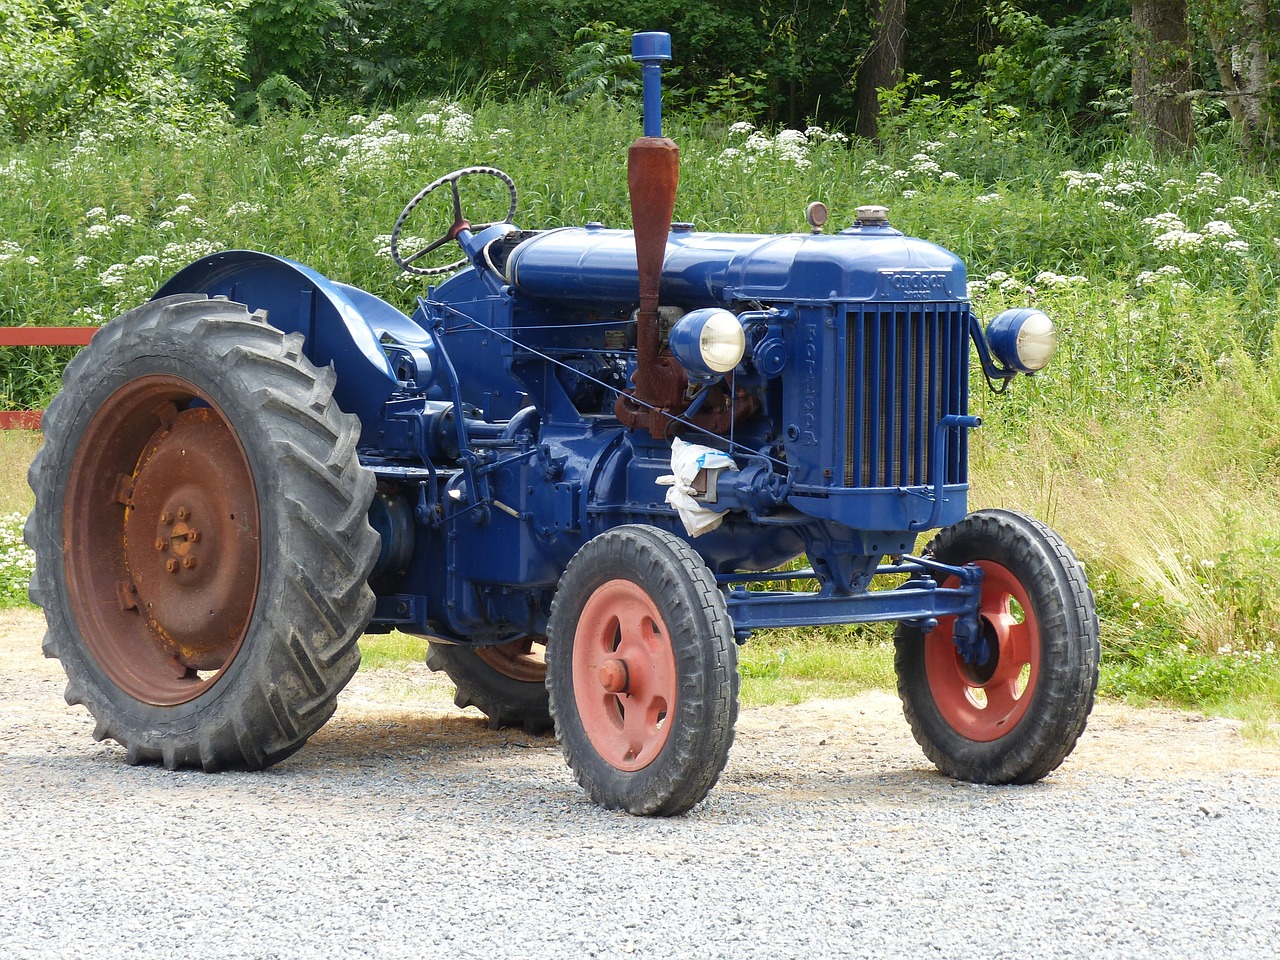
{"left": 2, "top": 93, "right": 1279, "bottom": 728}
{"left": 738, "top": 627, "right": 897, "bottom": 707}
{"left": 0, "top": 432, "right": 39, "bottom": 514}
{"left": 359, "top": 631, "right": 433, "bottom": 672}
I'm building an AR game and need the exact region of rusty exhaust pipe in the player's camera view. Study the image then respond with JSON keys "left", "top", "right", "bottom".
{"left": 615, "top": 33, "right": 681, "bottom": 435}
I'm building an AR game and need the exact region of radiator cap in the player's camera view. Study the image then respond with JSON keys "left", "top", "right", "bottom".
{"left": 855, "top": 205, "right": 890, "bottom": 225}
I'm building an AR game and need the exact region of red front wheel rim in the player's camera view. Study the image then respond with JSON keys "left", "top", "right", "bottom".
{"left": 924, "top": 561, "right": 1040, "bottom": 742}
{"left": 571, "top": 579, "right": 677, "bottom": 772}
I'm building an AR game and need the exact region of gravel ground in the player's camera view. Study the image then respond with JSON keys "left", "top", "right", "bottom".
{"left": 2, "top": 608, "right": 1279, "bottom": 960}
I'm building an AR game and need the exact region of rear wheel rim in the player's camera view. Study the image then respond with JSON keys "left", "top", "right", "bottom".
{"left": 571, "top": 579, "right": 677, "bottom": 772}
{"left": 924, "top": 561, "right": 1040, "bottom": 742}
{"left": 475, "top": 636, "right": 546, "bottom": 683}
{"left": 63, "top": 374, "right": 261, "bottom": 706}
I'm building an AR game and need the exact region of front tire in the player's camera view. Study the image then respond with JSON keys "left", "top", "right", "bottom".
{"left": 546, "top": 525, "right": 738, "bottom": 816}
{"left": 26, "top": 294, "right": 380, "bottom": 770}
{"left": 894, "top": 509, "right": 1099, "bottom": 784}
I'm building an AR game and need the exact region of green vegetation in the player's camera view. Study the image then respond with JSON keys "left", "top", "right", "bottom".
{"left": 1, "top": 47, "right": 1277, "bottom": 731}
{"left": 359, "top": 631, "right": 432, "bottom": 672}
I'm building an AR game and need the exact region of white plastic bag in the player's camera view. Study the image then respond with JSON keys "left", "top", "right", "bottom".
{"left": 658, "top": 437, "right": 737, "bottom": 537}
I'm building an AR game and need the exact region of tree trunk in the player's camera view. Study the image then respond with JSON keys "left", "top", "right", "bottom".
{"left": 855, "top": 0, "right": 907, "bottom": 141}
{"left": 1132, "top": 0, "right": 1195, "bottom": 152}
{"left": 1202, "top": 1, "right": 1275, "bottom": 155}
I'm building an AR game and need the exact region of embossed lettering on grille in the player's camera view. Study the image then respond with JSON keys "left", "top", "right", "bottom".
{"left": 843, "top": 303, "right": 969, "bottom": 488}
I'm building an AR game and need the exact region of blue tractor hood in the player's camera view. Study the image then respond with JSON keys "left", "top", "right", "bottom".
{"left": 504, "top": 221, "right": 968, "bottom": 307}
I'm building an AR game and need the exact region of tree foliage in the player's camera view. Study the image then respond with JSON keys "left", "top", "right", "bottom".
{"left": 0, "top": 0, "right": 244, "bottom": 142}
{"left": 1, "top": 0, "right": 1276, "bottom": 157}
{"left": 980, "top": 2, "right": 1130, "bottom": 122}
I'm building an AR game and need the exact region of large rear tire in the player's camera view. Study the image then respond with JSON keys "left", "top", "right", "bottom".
{"left": 894, "top": 509, "right": 1099, "bottom": 784}
{"left": 546, "top": 525, "right": 738, "bottom": 816}
{"left": 26, "top": 294, "right": 379, "bottom": 770}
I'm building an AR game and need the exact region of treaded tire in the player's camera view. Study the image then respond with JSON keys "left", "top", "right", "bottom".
{"left": 546, "top": 525, "right": 738, "bottom": 816}
{"left": 426, "top": 641, "right": 552, "bottom": 734}
{"left": 26, "top": 294, "right": 379, "bottom": 771}
{"left": 894, "top": 508, "right": 1099, "bottom": 784}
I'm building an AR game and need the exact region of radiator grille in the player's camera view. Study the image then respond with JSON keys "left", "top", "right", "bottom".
{"left": 843, "top": 303, "right": 969, "bottom": 488}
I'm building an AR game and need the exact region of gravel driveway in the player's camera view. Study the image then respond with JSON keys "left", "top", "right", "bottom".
{"left": 2, "top": 609, "right": 1278, "bottom": 959}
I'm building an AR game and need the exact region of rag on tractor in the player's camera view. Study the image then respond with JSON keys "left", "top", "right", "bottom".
{"left": 28, "top": 33, "right": 1100, "bottom": 815}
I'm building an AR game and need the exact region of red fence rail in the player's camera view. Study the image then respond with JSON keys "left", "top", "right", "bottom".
{"left": 0, "top": 327, "right": 100, "bottom": 429}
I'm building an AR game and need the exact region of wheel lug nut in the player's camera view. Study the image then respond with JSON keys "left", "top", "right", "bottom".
{"left": 160, "top": 511, "right": 173, "bottom": 525}
{"left": 166, "top": 559, "right": 178, "bottom": 573}
{"left": 182, "top": 557, "right": 197, "bottom": 569}
{"left": 155, "top": 539, "right": 167, "bottom": 552}
{"left": 176, "top": 506, "right": 190, "bottom": 521}
{"left": 187, "top": 529, "right": 201, "bottom": 543}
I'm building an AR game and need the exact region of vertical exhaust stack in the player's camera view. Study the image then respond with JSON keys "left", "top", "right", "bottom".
{"left": 615, "top": 32, "right": 682, "bottom": 435}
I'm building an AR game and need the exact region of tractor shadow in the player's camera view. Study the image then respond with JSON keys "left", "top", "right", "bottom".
{"left": 296, "top": 698, "right": 997, "bottom": 814}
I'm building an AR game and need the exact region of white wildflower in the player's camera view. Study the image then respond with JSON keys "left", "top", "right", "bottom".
{"left": 72, "top": 305, "right": 105, "bottom": 323}
{"left": 1152, "top": 230, "right": 1204, "bottom": 252}
{"left": 1141, "top": 212, "right": 1186, "bottom": 233}
{"left": 908, "top": 153, "right": 941, "bottom": 175}
{"left": 1034, "top": 271, "right": 1088, "bottom": 287}
{"left": 98, "top": 264, "right": 130, "bottom": 287}
{"left": 1058, "top": 170, "right": 1104, "bottom": 192}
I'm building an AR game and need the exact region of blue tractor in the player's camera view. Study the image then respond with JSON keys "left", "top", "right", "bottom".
{"left": 28, "top": 34, "right": 1099, "bottom": 815}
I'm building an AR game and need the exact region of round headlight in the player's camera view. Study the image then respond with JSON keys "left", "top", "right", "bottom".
{"left": 986, "top": 308, "right": 1056, "bottom": 373}
{"left": 668, "top": 308, "right": 746, "bottom": 381}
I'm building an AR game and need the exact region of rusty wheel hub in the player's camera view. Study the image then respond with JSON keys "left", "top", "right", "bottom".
{"left": 124, "top": 408, "right": 260, "bottom": 674}
{"left": 64, "top": 376, "right": 261, "bottom": 705}
{"left": 474, "top": 635, "right": 547, "bottom": 683}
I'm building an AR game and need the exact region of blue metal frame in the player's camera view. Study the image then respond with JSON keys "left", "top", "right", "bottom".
{"left": 723, "top": 554, "right": 984, "bottom": 640}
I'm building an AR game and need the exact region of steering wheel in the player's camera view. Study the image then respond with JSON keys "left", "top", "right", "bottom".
{"left": 390, "top": 166, "right": 518, "bottom": 276}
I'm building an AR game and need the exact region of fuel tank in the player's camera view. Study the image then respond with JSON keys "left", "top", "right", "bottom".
{"left": 503, "top": 222, "right": 968, "bottom": 307}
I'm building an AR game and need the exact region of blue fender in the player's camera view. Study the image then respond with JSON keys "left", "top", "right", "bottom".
{"left": 154, "top": 250, "right": 436, "bottom": 429}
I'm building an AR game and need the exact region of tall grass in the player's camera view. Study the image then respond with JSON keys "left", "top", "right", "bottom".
{"left": 1, "top": 95, "right": 1278, "bottom": 716}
